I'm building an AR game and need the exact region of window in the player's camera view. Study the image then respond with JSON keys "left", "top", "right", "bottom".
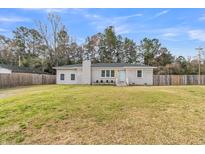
{"left": 106, "top": 70, "right": 110, "bottom": 77}
{"left": 101, "top": 70, "right": 105, "bottom": 77}
{"left": 101, "top": 70, "right": 115, "bottom": 78}
{"left": 137, "top": 70, "right": 142, "bottom": 78}
{"left": 111, "top": 70, "right": 115, "bottom": 77}
{"left": 60, "top": 74, "right": 65, "bottom": 80}
{"left": 71, "top": 74, "right": 75, "bottom": 80}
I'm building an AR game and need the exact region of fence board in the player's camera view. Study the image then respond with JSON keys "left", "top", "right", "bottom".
{"left": 2, "top": 74, "right": 204, "bottom": 87}
{"left": 153, "top": 75, "right": 205, "bottom": 86}
{"left": 0, "top": 73, "right": 56, "bottom": 88}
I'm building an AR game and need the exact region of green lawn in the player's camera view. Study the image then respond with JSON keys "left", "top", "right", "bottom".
{"left": 0, "top": 85, "right": 205, "bottom": 144}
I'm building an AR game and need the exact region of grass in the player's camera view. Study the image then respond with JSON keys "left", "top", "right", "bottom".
{"left": 0, "top": 85, "right": 205, "bottom": 144}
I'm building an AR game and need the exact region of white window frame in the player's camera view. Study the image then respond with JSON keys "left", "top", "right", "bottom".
{"left": 60, "top": 74, "right": 65, "bottom": 80}
{"left": 137, "top": 69, "right": 143, "bottom": 78}
{"left": 101, "top": 70, "right": 105, "bottom": 77}
{"left": 111, "top": 70, "right": 115, "bottom": 77}
{"left": 106, "top": 70, "right": 110, "bottom": 77}
{"left": 71, "top": 73, "right": 75, "bottom": 80}
{"left": 101, "top": 70, "right": 115, "bottom": 78}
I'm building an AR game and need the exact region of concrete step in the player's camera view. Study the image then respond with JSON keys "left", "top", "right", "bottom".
{"left": 116, "top": 81, "right": 127, "bottom": 86}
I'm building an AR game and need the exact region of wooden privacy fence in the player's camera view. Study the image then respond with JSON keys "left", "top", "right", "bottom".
{"left": 0, "top": 73, "right": 56, "bottom": 88}
{"left": 153, "top": 75, "right": 205, "bottom": 86}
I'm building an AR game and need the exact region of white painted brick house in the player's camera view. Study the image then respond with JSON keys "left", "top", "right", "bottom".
{"left": 53, "top": 60, "right": 156, "bottom": 86}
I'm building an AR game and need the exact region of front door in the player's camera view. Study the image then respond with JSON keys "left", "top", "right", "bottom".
{"left": 119, "top": 70, "right": 126, "bottom": 82}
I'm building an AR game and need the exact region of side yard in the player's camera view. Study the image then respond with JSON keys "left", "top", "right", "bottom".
{"left": 0, "top": 85, "right": 205, "bottom": 144}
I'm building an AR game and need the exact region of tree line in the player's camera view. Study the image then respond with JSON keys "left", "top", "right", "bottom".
{"left": 0, "top": 13, "right": 204, "bottom": 75}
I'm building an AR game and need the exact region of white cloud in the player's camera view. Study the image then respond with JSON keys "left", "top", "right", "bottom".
{"left": 22, "top": 8, "right": 142, "bottom": 35}
{"left": 188, "top": 29, "right": 205, "bottom": 41}
{"left": 137, "top": 27, "right": 185, "bottom": 36}
{"left": 84, "top": 13, "right": 102, "bottom": 20}
{"left": 160, "top": 32, "right": 178, "bottom": 41}
{"left": 115, "top": 13, "right": 143, "bottom": 20}
{"left": 154, "top": 10, "right": 169, "bottom": 18}
{"left": 0, "top": 28, "right": 8, "bottom": 32}
{"left": 81, "top": 11, "right": 143, "bottom": 34}
{"left": 115, "top": 25, "right": 132, "bottom": 34}
{"left": 21, "top": 8, "right": 68, "bottom": 14}
{"left": 0, "top": 16, "right": 31, "bottom": 23}
{"left": 198, "top": 14, "right": 205, "bottom": 21}
{"left": 44, "top": 8, "right": 67, "bottom": 13}
{"left": 161, "top": 32, "right": 177, "bottom": 37}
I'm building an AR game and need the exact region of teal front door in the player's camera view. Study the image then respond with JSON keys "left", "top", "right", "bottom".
{"left": 119, "top": 71, "right": 126, "bottom": 81}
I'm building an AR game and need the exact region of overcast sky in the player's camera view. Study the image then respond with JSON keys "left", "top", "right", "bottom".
{"left": 0, "top": 8, "right": 205, "bottom": 58}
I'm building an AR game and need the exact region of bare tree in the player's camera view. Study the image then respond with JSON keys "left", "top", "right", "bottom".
{"left": 36, "top": 13, "right": 65, "bottom": 72}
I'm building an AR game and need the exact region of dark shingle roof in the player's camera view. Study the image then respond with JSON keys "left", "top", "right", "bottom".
{"left": 91, "top": 63, "right": 149, "bottom": 67}
{"left": 54, "top": 63, "right": 154, "bottom": 68}
{"left": 56, "top": 64, "right": 82, "bottom": 67}
{"left": 0, "top": 64, "right": 44, "bottom": 74}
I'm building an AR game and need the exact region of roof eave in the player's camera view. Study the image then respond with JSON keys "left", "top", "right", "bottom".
{"left": 123, "top": 66, "right": 157, "bottom": 69}
{"left": 53, "top": 67, "right": 81, "bottom": 70}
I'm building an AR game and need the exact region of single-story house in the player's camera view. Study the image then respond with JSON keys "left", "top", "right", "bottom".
{"left": 53, "top": 60, "right": 156, "bottom": 86}
{"left": 0, "top": 64, "right": 43, "bottom": 74}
